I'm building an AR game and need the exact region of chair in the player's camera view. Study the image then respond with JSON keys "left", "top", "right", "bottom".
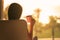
{"left": 0, "top": 20, "right": 28, "bottom": 40}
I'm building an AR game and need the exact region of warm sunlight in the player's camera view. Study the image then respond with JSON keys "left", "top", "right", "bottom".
{"left": 4, "top": 0, "right": 60, "bottom": 24}
{"left": 39, "top": 14, "right": 49, "bottom": 24}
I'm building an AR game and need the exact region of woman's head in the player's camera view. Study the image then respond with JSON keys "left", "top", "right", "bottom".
{"left": 8, "top": 3, "right": 22, "bottom": 20}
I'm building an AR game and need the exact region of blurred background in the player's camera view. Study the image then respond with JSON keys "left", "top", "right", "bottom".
{"left": 1, "top": 0, "right": 60, "bottom": 40}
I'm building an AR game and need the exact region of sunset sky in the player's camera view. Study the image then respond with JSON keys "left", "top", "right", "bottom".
{"left": 4, "top": 0, "right": 60, "bottom": 24}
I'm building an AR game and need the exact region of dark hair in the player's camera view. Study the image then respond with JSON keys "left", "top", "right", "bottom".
{"left": 33, "top": 36, "right": 38, "bottom": 40}
{"left": 26, "top": 15, "right": 32, "bottom": 18}
{"left": 8, "top": 3, "right": 22, "bottom": 20}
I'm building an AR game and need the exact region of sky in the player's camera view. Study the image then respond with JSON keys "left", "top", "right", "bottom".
{"left": 4, "top": 0, "right": 60, "bottom": 24}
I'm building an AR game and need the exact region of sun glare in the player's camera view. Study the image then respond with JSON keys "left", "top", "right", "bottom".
{"left": 4, "top": 0, "right": 60, "bottom": 24}
{"left": 39, "top": 15, "right": 49, "bottom": 24}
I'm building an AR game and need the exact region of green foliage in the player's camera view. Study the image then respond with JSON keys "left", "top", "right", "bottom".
{"left": 33, "top": 16, "right": 60, "bottom": 38}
